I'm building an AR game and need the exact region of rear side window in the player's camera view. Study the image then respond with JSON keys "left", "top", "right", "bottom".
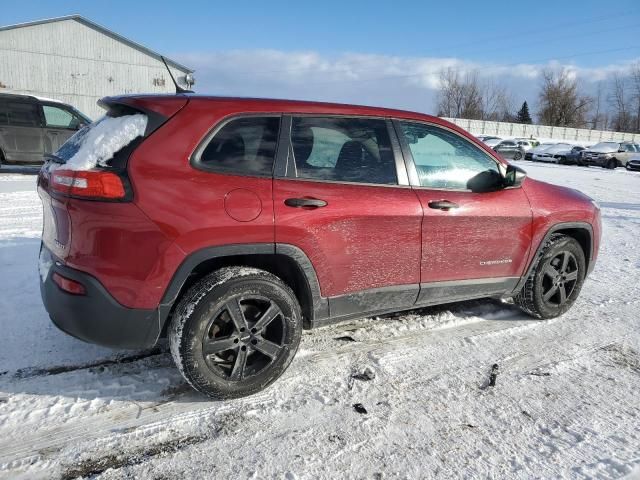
{"left": 290, "top": 116, "right": 397, "bottom": 185}
{"left": 197, "top": 116, "right": 280, "bottom": 176}
{"left": 5, "top": 101, "right": 41, "bottom": 127}
{"left": 43, "top": 105, "right": 83, "bottom": 129}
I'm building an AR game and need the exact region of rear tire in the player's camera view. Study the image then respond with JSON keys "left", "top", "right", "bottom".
{"left": 514, "top": 234, "right": 586, "bottom": 319}
{"left": 514, "top": 151, "right": 523, "bottom": 160}
{"left": 169, "top": 267, "right": 302, "bottom": 399}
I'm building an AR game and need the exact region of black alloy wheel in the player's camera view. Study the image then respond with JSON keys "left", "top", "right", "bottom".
{"left": 201, "top": 295, "right": 286, "bottom": 381}
{"left": 170, "top": 267, "right": 302, "bottom": 399}
{"left": 540, "top": 251, "right": 579, "bottom": 307}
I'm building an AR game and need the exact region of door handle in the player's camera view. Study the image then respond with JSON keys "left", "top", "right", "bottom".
{"left": 284, "top": 197, "right": 327, "bottom": 208}
{"left": 428, "top": 200, "right": 459, "bottom": 211}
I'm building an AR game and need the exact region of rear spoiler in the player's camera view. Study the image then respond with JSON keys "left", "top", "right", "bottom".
{"left": 98, "top": 96, "right": 190, "bottom": 135}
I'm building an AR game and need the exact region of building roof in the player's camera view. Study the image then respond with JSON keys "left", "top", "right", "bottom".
{"left": 0, "top": 15, "right": 193, "bottom": 73}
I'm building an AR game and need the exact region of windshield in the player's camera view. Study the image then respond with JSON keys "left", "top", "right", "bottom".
{"left": 55, "top": 114, "right": 148, "bottom": 170}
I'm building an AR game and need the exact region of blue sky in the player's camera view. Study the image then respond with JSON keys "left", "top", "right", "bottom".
{"left": 2, "top": 1, "right": 639, "bottom": 114}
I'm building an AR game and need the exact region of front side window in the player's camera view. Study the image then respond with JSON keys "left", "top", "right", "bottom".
{"left": 6, "top": 102, "right": 40, "bottom": 127}
{"left": 290, "top": 116, "right": 397, "bottom": 185}
{"left": 198, "top": 116, "right": 280, "bottom": 176}
{"left": 43, "top": 105, "right": 82, "bottom": 129}
{"left": 400, "top": 122, "right": 501, "bottom": 191}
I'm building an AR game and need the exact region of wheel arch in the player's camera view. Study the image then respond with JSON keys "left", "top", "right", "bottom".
{"left": 158, "top": 244, "right": 327, "bottom": 336}
{"left": 512, "top": 222, "right": 593, "bottom": 294}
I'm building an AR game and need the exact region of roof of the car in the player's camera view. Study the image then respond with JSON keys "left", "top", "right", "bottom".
{"left": 110, "top": 93, "right": 451, "bottom": 124}
{"left": 0, "top": 92, "right": 66, "bottom": 105}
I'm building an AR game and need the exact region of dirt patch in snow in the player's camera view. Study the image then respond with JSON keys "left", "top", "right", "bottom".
{"left": 12, "top": 347, "right": 165, "bottom": 379}
{"left": 600, "top": 344, "right": 640, "bottom": 374}
{"left": 60, "top": 433, "right": 208, "bottom": 480}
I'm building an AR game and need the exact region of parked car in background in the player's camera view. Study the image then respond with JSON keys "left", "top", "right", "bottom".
{"left": 38, "top": 94, "right": 601, "bottom": 399}
{"left": 525, "top": 142, "right": 555, "bottom": 161}
{"left": 0, "top": 93, "right": 90, "bottom": 166}
{"left": 477, "top": 135, "right": 500, "bottom": 143}
{"left": 514, "top": 138, "right": 538, "bottom": 149}
{"left": 626, "top": 155, "right": 640, "bottom": 171}
{"left": 582, "top": 142, "right": 640, "bottom": 169}
{"left": 533, "top": 143, "right": 576, "bottom": 163}
{"left": 555, "top": 146, "right": 587, "bottom": 165}
{"left": 493, "top": 140, "right": 525, "bottom": 160}
{"left": 483, "top": 137, "right": 503, "bottom": 148}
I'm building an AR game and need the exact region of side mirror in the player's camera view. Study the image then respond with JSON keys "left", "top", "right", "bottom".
{"left": 504, "top": 164, "right": 527, "bottom": 188}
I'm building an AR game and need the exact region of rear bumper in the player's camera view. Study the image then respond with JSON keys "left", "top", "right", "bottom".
{"left": 39, "top": 247, "right": 160, "bottom": 350}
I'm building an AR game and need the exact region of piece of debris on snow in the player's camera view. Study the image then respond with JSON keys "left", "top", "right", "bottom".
{"left": 335, "top": 335, "right": 357, "bottom": 342}
{"left": 351, "top": 366, "right": 376, "bottom": 382}
{"left": 480, "top": 363, "right": 500, "bottom": 390}
{"left": 353, "top": 403, "right": 368, "bottom": 414}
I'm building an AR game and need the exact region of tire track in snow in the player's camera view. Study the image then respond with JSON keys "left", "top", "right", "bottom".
{"left": 4, "top": 309, "right": 631, "bottom": 476}
{"left": 0, "top": 317, "right": 535, "bottom": 471}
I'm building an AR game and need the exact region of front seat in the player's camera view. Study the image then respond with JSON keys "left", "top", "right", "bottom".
{"left": 335, "top": 140, "right": 365, "bottom": 180}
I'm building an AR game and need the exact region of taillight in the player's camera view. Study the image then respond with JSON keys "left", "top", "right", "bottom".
{"left": 51, "top": 169, "right": 127, "bottom": 200}
{"left": 52, "top": 272, "right": 87, "bottom": 295}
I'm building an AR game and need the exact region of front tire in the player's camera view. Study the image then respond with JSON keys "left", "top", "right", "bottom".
{"left": 514, "top": 151, "right": 523, "bottom": 160}
{"left": 169, "top": 267, "right": 302, "bottom": 399}
{"left": 514, "top": 234, "right": 586, "bottom": 319}
{"left": 606, "top": 159, "right": 618, "bottom": 169}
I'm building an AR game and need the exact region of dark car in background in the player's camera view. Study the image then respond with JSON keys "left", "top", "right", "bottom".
{"left": 556, "top": 146, "right": 586, "bottom": 165}
{"left": 626, "top": 155, "right": 640, "bottom": 171}
{"left": 493, "top": 140, "right": 525, "bottom": 160}
{"left": 0, "top": 93, "right": 90, "bottom": 166}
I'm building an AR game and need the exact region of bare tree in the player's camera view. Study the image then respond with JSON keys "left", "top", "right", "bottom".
{"left": 436, "top": 68, "right": 482, "bottom": 119}
{"left": 630, "top": 62, "right": 640, "bottom": 133}
{"left": 589, "top": 81, "right": 607, "bottom": 130}
{"left": 537, "top": 69, "right": 592, "bottom": 128}
{"left": 481, "top": 80, "right": 514, "bottom": 121}
{"left": 609, "top": 73, "right": 631, "bottom": 132}
{"left": 436, "top": 67, "right": 512, "bottom": 121}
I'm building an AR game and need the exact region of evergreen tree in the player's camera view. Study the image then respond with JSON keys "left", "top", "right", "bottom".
{"left": 516, "top": 101, "right": 532, "bottom": 124}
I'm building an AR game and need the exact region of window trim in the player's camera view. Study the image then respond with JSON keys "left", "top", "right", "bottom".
{"left": 190, "top": 113, "right": 283, "bottom": 178}
{"left": 392, "top": 119, "right": 510, "bottom": 192}
{"left": 277, "top": 114, "right": 410, "bottom": 187}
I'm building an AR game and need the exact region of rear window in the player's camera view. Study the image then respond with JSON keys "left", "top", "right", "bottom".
{"left": 195, "top": 116, "right": 281, "bottom": 177}
{"left": 1, "top": 101, "right": 41, "bottom": 127}
{"left": 55, "top": 113, "right": 148, "bottom": 170}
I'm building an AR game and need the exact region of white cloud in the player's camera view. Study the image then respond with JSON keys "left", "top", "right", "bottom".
{"left": 175, "top": 50, "right": 640, "bottom": 114}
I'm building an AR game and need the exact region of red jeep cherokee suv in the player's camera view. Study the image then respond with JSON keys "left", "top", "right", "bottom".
{"left": 38, "top": 95, "right": 601, "bottom": 398}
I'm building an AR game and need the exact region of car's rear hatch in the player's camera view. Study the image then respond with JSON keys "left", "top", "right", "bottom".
{"left": 37, "top": 96, "right": 188, "bottom": 262}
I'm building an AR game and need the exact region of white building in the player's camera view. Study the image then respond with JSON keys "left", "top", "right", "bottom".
{"left": 0, "top": 15, "right": 194, "bottom": 119}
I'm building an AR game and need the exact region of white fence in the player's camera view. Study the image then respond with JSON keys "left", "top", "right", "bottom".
{"left": 442, "top": 118, "right": 638, "bottom": 144}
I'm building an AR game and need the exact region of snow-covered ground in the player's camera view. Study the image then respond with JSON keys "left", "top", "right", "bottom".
{"left": 1, "top": 163, "right": 639, "bottom": 479}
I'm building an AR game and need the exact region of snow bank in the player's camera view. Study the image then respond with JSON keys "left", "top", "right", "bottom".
{"left": 61, "top": 114, "right": 148, "bottom": 171}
